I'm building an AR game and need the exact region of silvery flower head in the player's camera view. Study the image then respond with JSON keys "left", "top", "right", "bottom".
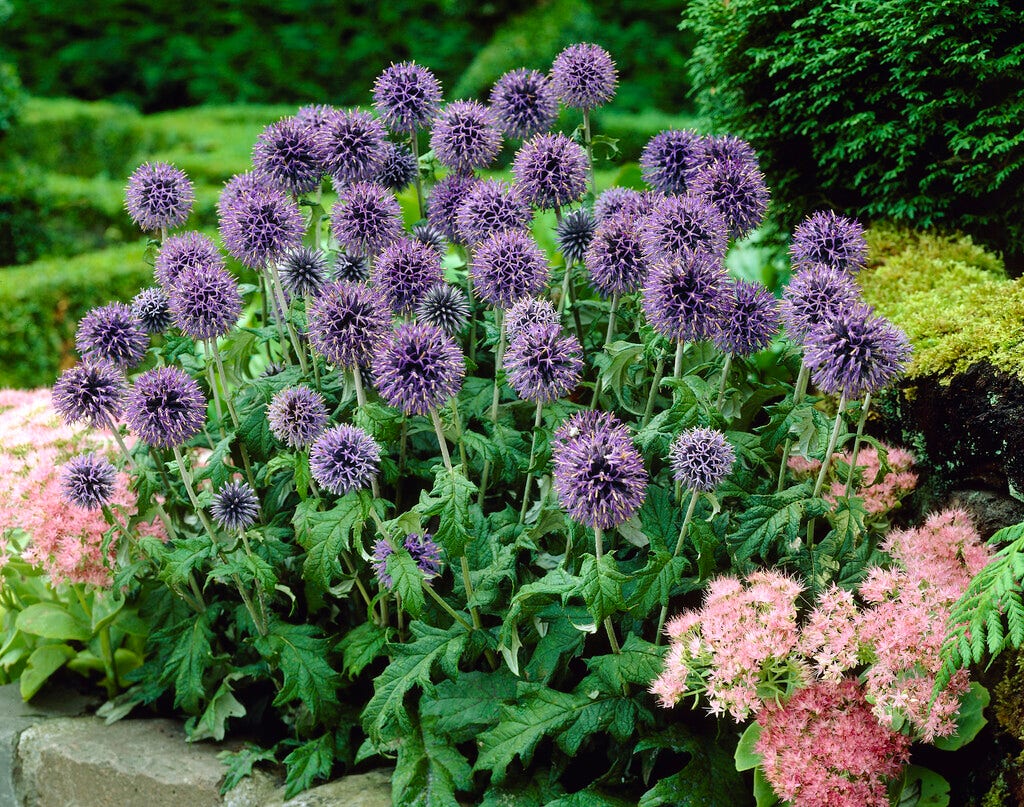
{"left": 330, "top": 181, "right": 403, "bottom": 257}
{"left": 76, "top": 303, "right": 148, "bottom": 370}
{"left": 416, "top": 284, "right": 470, "bottom": 336}
{"left": 642, "top": 194, "right": 729, "bottom": 263}
{"left": 267, "top": 385, "right": 329, "bottom": 449}
{"left": 252, "top": 116, "right": 324, "bottom": 196}
{"left": 332, "top": 250, "right": 371, "bottom": 283}
{"left": 131, "top": 287, "right": 173, "bottom": 334}
{"left": 316, "top": 107, "right": 387, "bottom": 184}
{"left": 211, "top": 480, "right": 260, "bottom": 531}
{"left": 669, "top": 427, "right": 736, "bottom": 492}
{"left": 489, "top": 68, "right": 559, "bottom": 139}
{"left": 125, "top": 161, "right": 194, "bottom": 232}
{"left": 550, "top": 43, "right": 618, "bottom": 111}
{"left": 455, "top": 178, "right": 532, "bottom": 246}
{"left": 220, "top": 187, "right": 304, "bottom": 268}
{"left": 168, "top": 264, "right": 243, "bottom": 340}
{"left": 556, "top": 208, "right": 596, "bottom": 266}
{"left": 471, "top": 229, "right": 550, "bottom": 309}
{"left": 373, "top": 237, "right": 444, "bottom": 315}
{"left": 641, "top": 251, "right": 731, "bottom": 343}
{"left": 690, "top": 157, "right": 770, "bottom": 241}
{"left": 60, "top": 453, "right": 118, "bottom": 510}
{"left": 279, "top": 247, "right": 330, "bottom": 298}
{"left": 512, "top": 133, "right": 589, "bottom": 210}
{"left": 372, "top": 322, "right": 465, "bottom": 416}
{"left": 585, "top": 213, "right": 650, "bottom": 297}
{"left": 780, "top": 263, "right": 862, "bottom": 344}
{"left": 713, "top": 280, "right": 780, "bottom": 356}
{"left": 307, "top": 280, "right": 391, "bottom": 369}
{"left": 430, "top": 100, "right": 503, "bottom": 174}
{"left": 373, "top": 61, "right": 442, "bottom": 134}
{"left": 791, "top": 210, "right": 868, "bottom": 276}
{"left": 155, "top": 231, "right": 225, "bottom": 290}
{"left": 640, "top": 129, "right": 704, "bottom": 195}
{"left": 504, "top": 322, "right": 583, "bottom": 404}
{"left": 125, "top": 366, "right": 207, "bottom": 448}
{"left": 309, "top": 424, "right": 381, "bottom": 496}
{"left": 374, "top": 141, "right": 419, "bottom": 192}
{"left": 52, "top": 361, "right": 126, "bottom": 428}
{"left": 411, "top": 222, "right": 448, "bottom": 256}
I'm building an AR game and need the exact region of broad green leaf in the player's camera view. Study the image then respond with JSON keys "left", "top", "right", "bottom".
{"left": 729, "top": 484, "right": 828, "bottom": 563}
{"left": 21, "top": 643, "right": 75, "bottom": 700}
{"left": 421, "top": 669, "right": 518, "bottom": 743}
{"left": 255, "top": 621, "right": 341, "bottom": 721}
{"left": 754, "top": 767, "right": 779, "bottom": 807}
{"left": 576, "top": 554, "right": 628, "bottom": 624}
{"left": 292, "top": 491, "right": 372, "bottom": 592}
{"left": 547, "top": 789, "right": 635, "bottom": 807}
{"left": 636, "top": 725, "right": 747, "bottom": 807}
{"left": 586, "top": 636, "right": 666, "bottom": 691}
{"left": 158, "top": 611, "right": 214, "bottom": 714}
{"left": 186, "top": 675, "right": 246, "bottom": 742}
{"left": 158, "top": 534, "right": 213, "bottom": 591}
{"left": 501, "top": 568, "right": 579, "bottom": 651}
{"left": 639, "top": 485, "right": 679, "bottom": 550}
{"left": 387, "top": 549, "right": 427, "bottom": 618}
{"left": 90, "top": 591, "right": 126, "bottom": 634}
{"left": 337, "top": 621, "right": 389, "bottom": 679}
{"left": 627, "top": 547, "right": 691, "bottom": 617}
{"left": 734, "top": 722, "right": 762, "bottom": 771}
{"left": 16, "top": 602, "right": 91, "bottom": 642}
{"left": 897, "top": 765, "right": 950, "bottom": 807}
{"left": 933, "top": 682, "right": 989, "bottom": 751}
{"left": 393, "top": 713, "right": 471, "bottom": 807}
{"left": 524, "top": 613, "right": 586, "bottom": 684}
{"left": 418, "top": 466, "right": 478, "bottom": 558}
{"left": 283, "top": 733, "right": 334, "bottom": 799}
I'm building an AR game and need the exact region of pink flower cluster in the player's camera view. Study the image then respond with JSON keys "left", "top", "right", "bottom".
{"left": 788, "top": 442, "right": 917, "bottom": 515}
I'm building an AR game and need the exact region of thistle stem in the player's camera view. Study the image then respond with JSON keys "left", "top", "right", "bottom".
{"left": 423, "top": 582, "right": 474, "bottom": 632}
{"left": 449, "top": 399, "right": 469, "bottom": 471}
{"left": 341, "top": 550, "right": 378, "bottom": 623}
{"left": 268, "top": 263, "right": 308, "bottom": 375}
{"left": 807, "top": 393, "right": 848, "bottom": 552}
{"left": 478, "top": 312, "right": 506, "bottom": 506}
{"left": 655, "top": 489, "right": 700, "bottom": 646}
{"left": 590, "top": 292, "right": 620, "bottom": 409}
{"left": 410, "top": 129, "right": 424, "bottom": 220}
{"left": 352, "top": 364, "right": 368, "bottom": 409}
{"left": 582, "top": 109, "right": 596, "bottom": 198}
{"left": 304, "top": 291, "right": 322, "bottom": 390}
{"left": 204, "top": 353, "right": 227, "bottom": 439}
{"left": 210, "top": 341, "right": 257, "bottom": 490}
{"left": 715, "top": 353, "right": 733, "bottom": 412}
{"left": 844, "top": 392, "right": 872, "bottom": 499}
{"left": 593, "top": 527, "right": 621, "bottom": 655}
{"left": 673, "top": 340, "right": 685, "bottom": 380}
{"left": 429, "top": 407, "right": 454, "bottom": 475}
{"left": 519, "top": 400, "right": 544, "bottom": 523}
{"left": 641, "top": 354, "right": 666, "bottom": 429}
{"left": 777, "top": 363, "right": 811, "bottom": 492}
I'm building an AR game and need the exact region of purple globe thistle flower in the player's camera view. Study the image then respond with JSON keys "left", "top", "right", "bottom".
{"left": 373, "top": 237, "right": 444, "bottom": 314}
{"left": 430, "top": 100, "right": 502, "bottom": 174}
{"left": 551, "top": 410, "right": 647, "bottom": 530}
{"left": 374, "top": 142, "right": 419, "bottom": 192}
{"left": 373, "top": 61, "right": 442, "bottom": 134}
{"left": 217, "top": 171, "right": 273, "bottom": 217}
{"left": 124, "top": 161, "right": 194, "bottom": 232}
{"left": 690, "top": 158, "right": 770, "bottom": 241}
{"left": 585, "top": 213, "right": 651, "bottom": 297}
{"left": 455, "top": 178, "right": 532, "bottom": 246}
{"left": 416, "top": 284, "right": 470, "bottom": 336}
{"left": 279, "top": 247, "right": 329, "bottom": 298}
{"left": 154, "top": 231, "right": 225, "bottom": 290}
{"left": 125, "top": 366, "right": 207, "bottom": 448}
{"left": 426, "top": 173, "right": 479, "bottom": 243}
{"left": 505, "top": 296, "right": 560, "bottom": 341}
{"left": 307, "top": 281, "right": 391, "bottom": 369}
{"left": 294, "top": 104, "right": 337, "bottom": 137}
{"left": 594, "top": 187, "right": 650, "bottom": 223}
{"left": 60, "top": 453, "right": 117, "bottom": 510}
{"left": 713, "top": 280, "right": 780, "bottom": 356}
{"left": 668, "top": 427, "right": 736, "bottom": 492}
{"left": 790, "top": 210, "right": 868, "bottom": 276}
{"left": 504, "top": 322, "right": 583, "bottom": 404}
{"left": 489, "top": 68, "right": 559, "bottom": 139}
{"left": 556, "top": 208, "right": 596, "bottom": 265}
{"left": 411, "top": 222, "right": 447, "bottom": 255}
{"left": 512, "top": 133, "right": 589, "bottom": 210}
{"left": 211, "top": 480, "right": 260, "bottom": 531}
{"left": 309, "top": 424, "right": 381, "bottom": 496}
{"left": 168, "top": 264, "right": 243, "bottom": 340}
{"left": 371, "top": 532, "right": 443, "bottom": 587}
{"left": 803, "top": 303, "right": 912, "bottom": 398}
{"left": 316, "top": 108, "right": 387, "bottom": 184}
{"left": 76, "top": 303, "right": 148, "bottom": 370}
{"left": 52, "top": 361, "right": 126, "bottom": 428}
{"left": 267, "top": 385, "right": 329, "bottom": 449}
{"left": 640, "top": 129, "right": 704, "bottom": 195}
{"left": 550, "top": 43, "right": 618, "bottom": 111}
{"left": 780, "top": 263, "right": 862, "bottom": 344}
{"left": 373, "top": 322, "right": 465, "bottom": 416}
{"left": 131, "top": 286, "right": 173, "bottom": 334}
{"left": 332, "top": 251, "right": 371, "bottom": 283}
{"left": 695, "top": 134, "right": 759, "bottom": 173}
{"left": 220, "top": 187, "right": 304, "bottom": 269}
{"left": 471, "top": 229, "right": 550, "bottom": 309}
{"left": 252, "top": 116, "right": 323, "bottom": 196}
{"left": 330, "top": 181, "right": 403, "bottom": 257}
{"left": 642, "top": 252, "right": 731, "bottom": 343}
{"left": 642, "top": 195, "right": 729, "bottom": 263}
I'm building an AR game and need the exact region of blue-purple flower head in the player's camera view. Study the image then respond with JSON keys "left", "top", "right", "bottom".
{"left": 504, "top": 322, "right": 583, "bottom": 404}
{"left": 131, "top": 287, "right": 173, "bottom": 334}
{"left": 373, "top": 237, "right": 444, "bottom": 314}
{"left": 279, "top": 246, "right": 330, "bottom": 298}
{"left": 455, "top": 179, "right": 532, "bottom": 246}
{"left": 373, "top": 61, "right": 442, "bottom": 134}
{"left": 373, "top": 322, "right": 465, "bottom": 416}
{"left": 803, "top": 303, "right": 912, "bottom": 399}
{"left": 505, "top": 296, "right": 560, "bottom": 341}
{"left": 60, "top": 453, "right": 118, "bottom": 510}
{"left": 267, "top": 385, "right": 329, "bottom": 449}
{"left": 791, "top": 210, "right": 868, "bottom": 276}
{"left": 125, "top": 161, "right": 194, "bottom": 232}
{"left": 593, "top": 187, "right": 661, "bottom": 224}
{"left": 52, "top": 361, "right": 126, "bottom": 428}
{"left": 252, "top": 116, "right": 323, "bottom": 196}
{"left": 669, "top": 427, "right": 735, "bottom": 492}
{"left": 217, "top": 171, "right": 273, "bottom": 217}
{"left": 211, "top": 481, "right": 260, "bottom": 531}
{"left": 512, "top": 133, "right": 589, "bottom": 210}
{"left": 372, "top": 532, "right": 443, "bottom": 588}
{"left": 556, "top": 208, "right": 596, "bottom": 265}
{"left": 330, "top": 181, "right": 403, "bottom": 257}
{"left": 316, "top": 107, "right": 387, "bottom": 184}
{"left": 125, "top": 366, "right": 207, "bottom": 448}
{"left": 696, "top": 134, "right": 759, "bottom": 173}
{"left": 780, "top": 263, "right": 862, "bottom": 344}
{"left": 154, "top": 231, "right": 225, "bottom": 290}
{"left": 585, "top": 213, "right": 650, "bottom": 297}
{"left": 550, "top": 43, "right": 618, "bottom": 111}
{"left": 332, "top": 250, "right": 371, "bottom": 283}
{"left": 642, "top": 194, "right": 729, "bottom": 263}
{"left": 713, "top": 280, "right": 780, "bottom": 356}
{"left": 374, "top": 142, "right": 419, "bottom": 192}
{"left": 471, "top": 229, "right": 550, "bottom": 309}
{"left": 426, "top": 173, "right": 480, "bottom": 243}
{"left": 552, "top": 410, "right": 647, "bottom": 530}
{"left": 168, "top": 264, "right": 243, "bottom": 340}
{"left": 690, "top": 158, "right": 769, "bottom": 241}
{"left": 430, "top": 100, "right": 502, "bottom": 174}
{"left": 640, "top": 129, "right": 704, "bottom": 195}
{"left": 307, "top": 280, "right": 391, "bottom": 369}
{"left": 309, "top": 424, "right": 381, "bottom": 496}
{"left": 416, "top": 284, "right": 470, "bottom": 336}
{"left": 220, "top": 187, "right": 304, "bottom": 268}
{"left": 489, "top": 68, "right": 559, "bottom": 139}
{"left": 294, "top": 104, "right": 337, "bottom": 138}
{"left": 76, "top": 303, "right": 148, "bottom": 370}
{"left": 642, "top": 251, "right": 731, "bottom": 343}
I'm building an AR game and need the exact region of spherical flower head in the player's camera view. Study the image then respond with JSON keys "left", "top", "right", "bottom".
{"left": 690, "top": 158, "right": 770, "bottom": 241}
{"left": 373, "top": 237, "right": 444, "bottom": 314}
{"left": 556, "top": 208, "right": 596, "bottom": 266}
{"left": 416, "top": 284, "right": 470, "bottom": 336}
{"left": 640, "top": 129, "right": 704, "bottom": 195}
{"left": 155, "top": 231, "right": 225, "bottom": 289}
{"left": 125, "top": 161, "right": 194, "bottom": 232}
{"left": 505, "top": 296, "right": 560, "bottom": 341}
{"left": 308, "top": 280, "right": 391, "bottom": 369}
{"left": 550, "top": 43, "right": 617, "bottom": 111}
{"left": 471, "top": 229, "right": 550, "bottom": 309}
{"left": 585, "top": 213, "right": 650, "bottom": 297}
{"left": 278, "top": 246, "right": 329, "bottom": 298}
{"left": 316, "top": 108, "right": 387, "bottom": 184}
{"left": 551, "top": 410, "right": 648, "bottom": 530}
{"left": 75, "top": 303, "right": 148, "bottom": 370}
{"left": 60, "top": 453, "right": 117, "bottom": 510}
{"left": 489, "top": 68, "right": 559, "bottom": 139}
{"left": 455, "top": 178, "right": 532, "bottom": 246}
{"left": 309, "top": 424, "right": 380, "bottom": 496}
{"left": 669, "top": 427, "right": 735, "bottom": 492}
{"left": 695, "top": 134, "right": 759, "bottom": 173}
{"left": 373, "top": 61, "right": 442, "bottom": 134}
{"left": 781, "top": 263, "right": 862, "bottom": 344}
{"left": 168, "top": 264, "right": 243, "bottom": 340}
{"left": 373, "top": 322, "right": 465, "bottom": 416}
{"left": 330, "top": 181, "right": 403, "bottom": 257}
{"left": 713, "top": 280, "right": 780, "bottom": 356}
{"left": 211, "top": 481, "right": 260, "bottom": 531}
{"left": 252, "top": 116, "right": 323, "bottom": 196}
{"left": 803, "top": 303, "right": 912, "bottom": 398}
{"left": 642, "top": 251, "right": 731, "bottom": 343}
{"left": 411, "top": 222, "right": 447, "bottom": 255}
{"left": 125, "top": 366, "right": 207, "bottom": 448}
{"left": 374, "top": 142, "right": 419, "bottom": 192}
{"left": 504, "top": 322, "right": 583, "bottom": 404}
{"left": 332, "top": 250, "right": 371, "bottom": 283}
{"left": 371, "top": 532, "right": 443, "bottom": 587}
{"left": 426, "top": 173, "right": 480, "bottom": 243}
{"left": 294, "top": 104, "right": 337, "bottom": 137}
{"left": 52, "top": 361, "right": 126, "bottom": 428}
{"left": 593, "top": 187, "right": 658, "bottom": 223}
{"left": 512, "top": 133, "right": 589, "bottom": 210}
{"left": 430, "top": 100, "right": 502, "bottom": 173}
{"left": 220, "top": 187, "right": 304, "bottom": 269}
{"left": 217, "top": 171, "right": 273, "bottom": 217}
{"left": 267, "top": 385, "right": 329, "bottom": 449}
{"left": 131, "top": 287, "right": 173, "bottom": 334}
{"left": 791, "top": 210, "right": 868, "bottom": 275}
{"left": 642, "top": 195, "right": 729, "bottom": 263}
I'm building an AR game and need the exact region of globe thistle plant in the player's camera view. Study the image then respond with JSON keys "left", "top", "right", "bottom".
{"left": 373, "top": 237, "right": 444, "bottom": 314}
{"left": 713, "top": 280, "right": 780, "bottom": 357}
{"left": 585, "top": 213, "right": 650, "bottom": 297}
{"left": 471, "top": 229, "right": 550, "bottom": 309}
{"left": 154, "top": 231, "right": 225, "bottom": 290}
{"left": 512, "top": 133, "right": 589, "bottom": 210}
{"left": 780, "top": 263, "right": 862, "bottom": 344}
{"left": 489, "top": 68, "right": 559, "bottom": 139}
{"left": 330, "top": 181, "right": 403, "bottom": 256}
{"left": 332, "top": 251, "right": 371, "bottom": 283}
{"left": 267, "top": 385, "right": 329, "bottom": 449}
{"left": 640, "top": 129, "right": 704, "bottom": 195}
{"left": 690, "top": 158, "right": 770, "bottom": 241}
{"left": 278, "top": 247, "right": 330, "bottom": 298}
{"left": 252, "top": 116, "right": 323, "bottom": 196}
{"left": 316, "top": 108, "right": 387, "bottom": 184}
{"left": 669, "top": 427, "right": 736, "bottom": 492}
{"left": 426, "top": 173, "right": 480, "bottom": 243}
{"left": 642, "top": 252, "right": 731, "bottom": 344}
{"left": 505, "top": 296, "right": 560, "bottom": 341}
{"left": 309, "top": 424, "right": 381, "bottom": 496}
{"left": 60, "top": 453, "right": 118, "bottom": 510}
{"left": 642, "top": 195, "right": 730, "bottom": 263}
{"left": 430, "top": 100, "right": 502, "bottom": 174}
{"left": 411, "top": 222, "right": 447, "bottom": 255}
{"left": 75, "top": 303, "right": 148, "bottom": 370}
{"left": 294, "top": 104, "right": 337, "bottom": 137}
{"left": 211, "top": 481, "right": 260, "bottom": 531}
{"left": 504, "top": 322, "right": 583, "bottom": 404}
{"left": 372, "top": 323, "right": 465, "bottom": 416}
{"left": 125, "top": 161, "right": 194, "bottom": 232}
{"left": 416, "top": 284, "right": 471, "bottom": 336}
{"left": 168, "top": 264, "right": 243, "bottom": 341}
{"left": 307, "top": 280, "right": 391, "bottom": 369}
{"left": 374, "top": 142, "right": 419, "bottom": 192}
{"left": 372, "top": 61, "right": 442, "bottom": 134}
{"left": 125, "top": 366, "right": 207, "bottom": 449}
{"left": 556, "top": 208, "right": 596, "bottom": 266}
{"left": 52, "top": 361, "right": 126, "bottom": 428}
{"left": 791, "top": 210, "right": 868, "bottom": 275}
{"left": 455, "top": 179, "right": 532, "bottom": 246}
{"left": 593, "top": 187, "right": 652, "bottom": 223}
{"left": 220, "top": 187, "right": 304, "bottom": 269}
{"left": 550, "top": 43, "right": 618, "bottom": 111}
{"left": 696, "top": 134, "right": 759, "bottom": 173}
{"left": 131, "top": 286, "right": 173, "bottom": 334}
{"left": 217, "top": 171, "right": 273, "bottom": 216}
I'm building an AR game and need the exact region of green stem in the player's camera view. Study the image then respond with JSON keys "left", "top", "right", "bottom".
{"left": 807, "top": 393, "right": 848, "bottom": 552}
{"left": 204, "top": 353, "right": 227, "bottom": 439}
{"left": 465, "top": 248, "right": 478, "bottom": 364}
{"left": 641, "top": 354, "right": 666, "bottom": 429}
{"left": 423, "top": 583, "right": 474, "bottom": 632}
{"left": 582, "top": 109, "right": 596, "bottom": 198}
{"left": 673, "top": 340, "right": 685, "bottom": 380}
{"left": 268, "top": 263, "right": 308, "bottom": 375}
{"left": 478, "top": 312, "right": 506, "bottom": 506}
{"left": 449, "top": 399, "right": 469, "bottom": 471}
{"left": 210, "top": 342, "right": 257, "bottom": 489}
{"left": 593, "top": 527, "right": 621, "bottom": 655}
{"left": 715, "top": 353, "right": 733, "bottom": 412}
{"left": 304, "top": 291, "right": 322, "bottom": 390}
{"left": 410, "top": 129, "right": 424, "bottom": 220}
{"left": 353, "top": 363, "right": 367, "bottom": 409}
{"left": 239, "top": 529, "right": 269, "bottom": 634}
{"left": 341, "top": 550, "right": 378, "bottom": 623}
{"left": 430, "top": 407, "right": 454, "bottom": 475}
{"left": 655, "top": 489, "right": 700, "bottom": 645}
{"left": 777, "top": 363, "right": 811, "bottom": 492}
{"left": 590, "top": 292, "right": 620, "bottom": 409}
{"left": 519, "top": 400, "right": 544, "bottom": 523}
{"left": 844, "top": 392, "right": 872, "bottom": 499}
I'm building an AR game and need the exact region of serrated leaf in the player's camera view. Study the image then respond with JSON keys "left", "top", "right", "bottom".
{"left": 627, "top": 547, "right": 690, "bottom": 617}
{"left": 636, "top": 725, "right": 747, "bottom": 807}
{"left": 576, "top": 554, "right": 628, "bottom": 624}
{"left": 283, "top": 733, "right": 334, "bottom": 799}
{"left": 501, "top": 568, "right": 580, "bottom": 651}
{"left": 158, "top": 534, "right": 213, "bottom": 591}
{"left": 730, "top": 485, "right": 828, "bottom": 563}
{"left": 292, "top": 491, "right": 372, "bottom": 592}
{"left": 586, "top": 636, "right": 666, "bottom": 691}
{"left": 218, "top": 744, "right": 278, "bottom": 795}
{"left": 387, "top": 549, "right": 426, "bottom": 618}
{"left": 639, "top": 485, "right": 679, "bottom": 550}
{"left": 418, "top": 466, "right": 478, "bottom": 558}
{"left": 421, "top": 669, "right": 518, "bottom": 743}
{"left": 158, "top": 611, "right": 214, "bottom": 713}
{"left": 255, "top": 620, "right": 341, "bottom": 721}
{"left": 393, "top": 713, "right": 472, "bottom": 807}
{"left": 185, "top": 675, "right": 246, "bottom": 742}
{"left": 337, "top": 621, "right": 389, "bottom": 679}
